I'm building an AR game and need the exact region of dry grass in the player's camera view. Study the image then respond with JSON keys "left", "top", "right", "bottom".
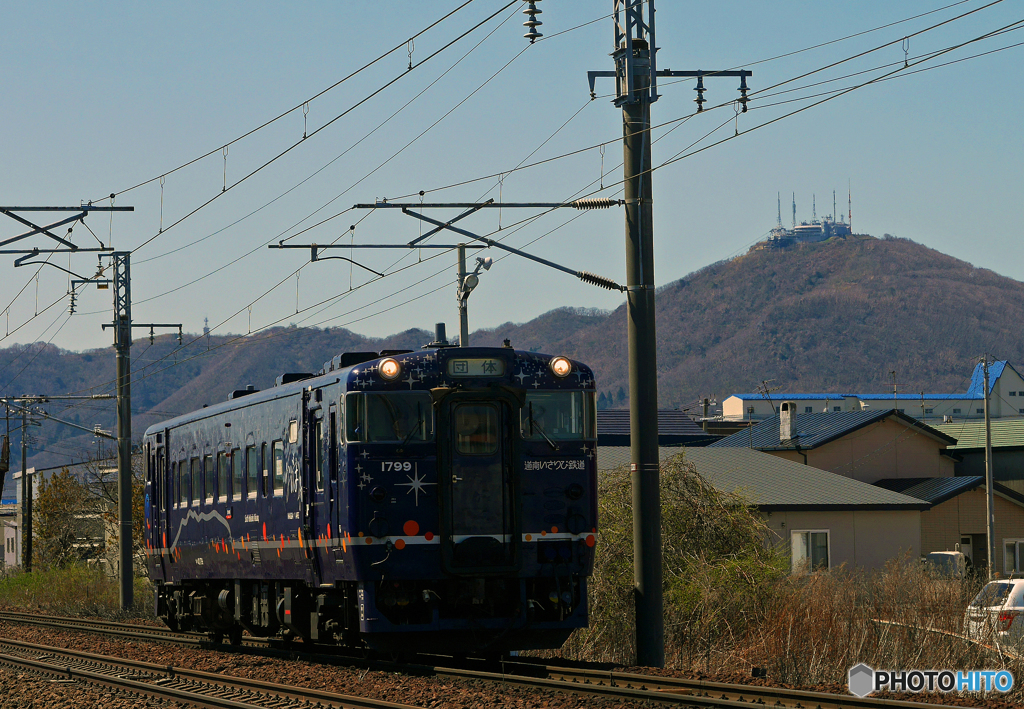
{"left": 554, "top": 457, "right": 1024, "bottom": 703}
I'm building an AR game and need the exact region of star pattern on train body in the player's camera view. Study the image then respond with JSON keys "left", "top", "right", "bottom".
{"left": 397, "top": 470, "right": 436, "bottom": 506}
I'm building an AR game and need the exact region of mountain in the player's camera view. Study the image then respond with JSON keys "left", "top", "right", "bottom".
{"left": 4, "top": 234, "right": 1023, "bottom": 482}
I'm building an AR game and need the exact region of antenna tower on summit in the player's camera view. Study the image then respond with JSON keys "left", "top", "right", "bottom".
{"left": 813, "top": 194, "right": 816, "bottom": 221}
{"left": 833, "top": 191, "right": 837, "bottom": 221}
{"left": 848, "top": 181, "right": 852, "bottom": 232}
{"left": 777, "top": 193, "right": 782, "bottom": 227}
{"left": 791, "top": 193, "right": 796, "bottom": 228}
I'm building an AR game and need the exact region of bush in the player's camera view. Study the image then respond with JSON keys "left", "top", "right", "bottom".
{"left": 559, "top": 454, "right": 787, "bottom": 666}
{"left": 0, "top": 565, "right": 153, "bottom": 620}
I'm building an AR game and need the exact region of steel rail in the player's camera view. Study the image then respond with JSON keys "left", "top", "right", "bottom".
{"left": 0, "top": 611, "right": 968, "bottom": 708}
{"left": 0, "top": 636, "right": 419, "bottom": 709}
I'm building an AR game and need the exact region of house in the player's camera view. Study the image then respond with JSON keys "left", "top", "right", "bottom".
{"left": 723, "top": 360, "right": 1024, "bottom": 422}
{"left": 597, "top": 446, "right": 928, "bottom": 572}
{"left": 708, "top": 406, "right": 957, "bottom": 485}
{"left": 596, "top": 409, "right": 717, "bottom": 447}
{"left": 875, "top": 477, "right": 1024, "bottom": 576}
{"left": 932, "top": 418, "right": 1024, "bottom": 495}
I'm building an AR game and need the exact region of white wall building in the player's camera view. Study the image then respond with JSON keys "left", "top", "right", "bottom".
{"left": 723, "top": 361, "right": 1024, "bottom": 422}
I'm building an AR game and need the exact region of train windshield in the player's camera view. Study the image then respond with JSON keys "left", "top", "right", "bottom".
{"left": 521, "top": 391, "right": 596, "bottom": 441}
{"left": 346, "top": 392, "right": 433, "bottom": 443}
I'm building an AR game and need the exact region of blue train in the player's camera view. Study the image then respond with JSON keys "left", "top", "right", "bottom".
{"left": 143, "top": 337, "right": 597, "bottom": 653}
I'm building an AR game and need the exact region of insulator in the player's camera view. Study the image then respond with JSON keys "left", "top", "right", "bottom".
{"left": 694, "top": 75, "right": 706, "bottom": 112}
{"left": 523, "top": 1, "right": 542, "bottom": 43}
{"left": 578, "top": 271, "right": 624, "bottom": 292}
{"left": 571, "top": 198, "right": 619, "bottom": 210}
{"left": 67, "top": 292, "right": 77, "bottom": 315}
{"left": 738, "top": 74, "right": 749, "bottom": 113}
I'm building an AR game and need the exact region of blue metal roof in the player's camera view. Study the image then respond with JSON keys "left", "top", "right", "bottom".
{"left": 875, "top": 477, "right": 983, "bottom": 505}
{"left": 710, "top": 409, "right": 956, "bottom": 451}
{"left": 966, "top": 360, "right": 1010, "bottom": 398}
{"left": 875, "top": 476, "right": 1024, "bottom": 507}
{"left": 730, "top": 361, "right": 1017, "bottom": 403}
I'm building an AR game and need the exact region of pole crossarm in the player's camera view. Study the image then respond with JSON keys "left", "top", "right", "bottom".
{"left": 0, "top": 398, "right": 116, "bottom": 440}
{"left": 355, "top": 199, "right": 623, "bottom": 209}
{"left": 2, "top": 247, "right": 112, "bottom": 257}
{"left": 270, "top": 243, "right": 486, "bottom": 251}
{"left": 0, "top": 206, "right": 133, "bottom": 251}
{"left": 400, "top": 207, "right": 624, "bottom": 291}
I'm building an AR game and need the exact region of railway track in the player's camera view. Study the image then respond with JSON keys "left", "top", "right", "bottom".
{"left": 0, "top": 636, "right": 417, "bottom": 709}
{"left": 0, "top": 611, "right": 967, "bottom": 708}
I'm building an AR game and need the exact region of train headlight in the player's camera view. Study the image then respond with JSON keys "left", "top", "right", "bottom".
{"left": 549, "top": 356, "right": 572, "bottom": 378}
{"left": 379, "top": 358, "right": 402, "bottom": 381}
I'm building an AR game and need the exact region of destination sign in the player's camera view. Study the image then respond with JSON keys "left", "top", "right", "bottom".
{"left": 447, "top": 358, "right": 506, "bottom": 377}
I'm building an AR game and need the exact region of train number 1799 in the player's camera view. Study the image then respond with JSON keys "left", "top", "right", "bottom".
{"left": 381, "top": 461, "right": 413, "bottom": 472}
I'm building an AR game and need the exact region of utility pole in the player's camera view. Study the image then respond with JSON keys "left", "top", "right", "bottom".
{"left": 20, "top": 409, "right": 30, "bottom": 571}
{"left": 983, "top": 355, "right": 995, "bottom": 579}
{"left": 2, "top": 395, "right": 115, "bottom": 572}
{"left": 100, "top": 251, "right": 180, "bottom": 609}
{"left": 457, "top": 245, "right": 470, "bottom": 346}
{"left": 587, "top": 0, "right": 751, "bottom": 667}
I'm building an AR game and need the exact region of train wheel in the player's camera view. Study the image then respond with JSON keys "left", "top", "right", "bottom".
{"left": 228, "top": 626, "right": 244, "bottom": 646}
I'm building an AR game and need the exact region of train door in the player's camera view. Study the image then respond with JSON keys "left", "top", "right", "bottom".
{"left": 328, "top": 403, "right": 339, "bottom": 542}
{"left": 302, "top": 392, "right": 326, "bottom": 584}
{"left": 439, "top": 393, "right": 519, "bottom": 573}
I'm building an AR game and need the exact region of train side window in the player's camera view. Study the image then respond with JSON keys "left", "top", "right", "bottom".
{"left": 246, "top": 446, "right": 258, "bottom": 499}
{"left": 218, "top": 452, "right": 230, "bottom": 502}
{"left": 329, "top": 406, "right": 337, "bottom": 483}
{"left": 232, "top": 449, "right": 244, "bottom": 501}
{"left": 170, "top": 461, "right": 177, "bottom": 507}
{"left": 261, "top": 443, "right": 268, "bottom": 497}
{"left": 273, "top": 440, "right": 285, "bottom": 495}
{"left": 204, "top": 454, "right": 215, "bottom": 504}
{"left": 179, "top": 461, "right": 187, "bottom": 506}
{"left": 314, "top": 419, "right": 324, "bottom": 491}
{"left": 190, "top": 457, "right": 200, "bottom": 506}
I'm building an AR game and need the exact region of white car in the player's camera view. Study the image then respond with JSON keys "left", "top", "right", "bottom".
{"left": 964, "top": 579, "right": 1024, "bottom": 648}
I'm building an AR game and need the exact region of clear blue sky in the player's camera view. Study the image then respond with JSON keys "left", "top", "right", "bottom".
{"left": 1, "top": 1, "right": 1021, "bottom": 357}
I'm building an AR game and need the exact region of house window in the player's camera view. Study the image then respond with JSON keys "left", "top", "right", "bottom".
{"left": 833, "top": 406, "right": 841, "bottom": 412}
{"left": 925, "top": 408, "right": 934, "bottom": 414}
{"left": 977, "top": 409, "right": 984, "bottom": 414}
{"left": 1004, "top": 539, "right": 1024, "bottom": 574}
{"left": 1012, "top": 392, "right": 1018, "bottom": 397}
{"left": 792, "top": 530, "right": 829, "bottom": 572}
{"left": 953, "top": 409, "right": 962, "bottom": 414}
{"left": 804, "top": 406, "right": 813, "bottom": 414}
{"left": 1019, "top": 408, "right": 1024, "bottom": 415}
{"left": 1019, "top": 391, "right": 1024, "bottom": 396}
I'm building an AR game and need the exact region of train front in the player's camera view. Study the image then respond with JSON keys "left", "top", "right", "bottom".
{"left": 342, "top": 346, "right": 597, "bottom": 653}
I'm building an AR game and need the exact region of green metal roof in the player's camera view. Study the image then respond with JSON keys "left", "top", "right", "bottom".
{"left": 597, "top": 446, "right": 929, "bottom": 510}
{"left": 932, "top": 418, "right": 1024, "bottom": 449}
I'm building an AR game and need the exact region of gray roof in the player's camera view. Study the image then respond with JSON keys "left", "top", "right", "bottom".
{"left": 597, "top": 409, "right": 707, "bottom": 437}
{"left": 597, "top": 446, "right": 930, "bottom": 511}
{"left": 709, "top": 409, "right": 955, "bottom": 451}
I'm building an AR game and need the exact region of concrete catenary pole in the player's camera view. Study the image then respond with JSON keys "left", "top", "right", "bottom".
{"left": 622, "top": 39, "right": 664, "bottom": 668}
{"left": 983, "top": 356, "right": 995, "bottom": 579}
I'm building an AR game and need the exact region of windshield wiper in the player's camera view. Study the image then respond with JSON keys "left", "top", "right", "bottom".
{"left": 528, "top": 402, "right": 557, "bottom": 450}
{"left": 401, "top": 403, "right": 426, "bottom": 446}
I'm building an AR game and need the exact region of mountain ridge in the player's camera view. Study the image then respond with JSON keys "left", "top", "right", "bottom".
{"left": 3, "top": 233, "right": 1022, "bottom": 479}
